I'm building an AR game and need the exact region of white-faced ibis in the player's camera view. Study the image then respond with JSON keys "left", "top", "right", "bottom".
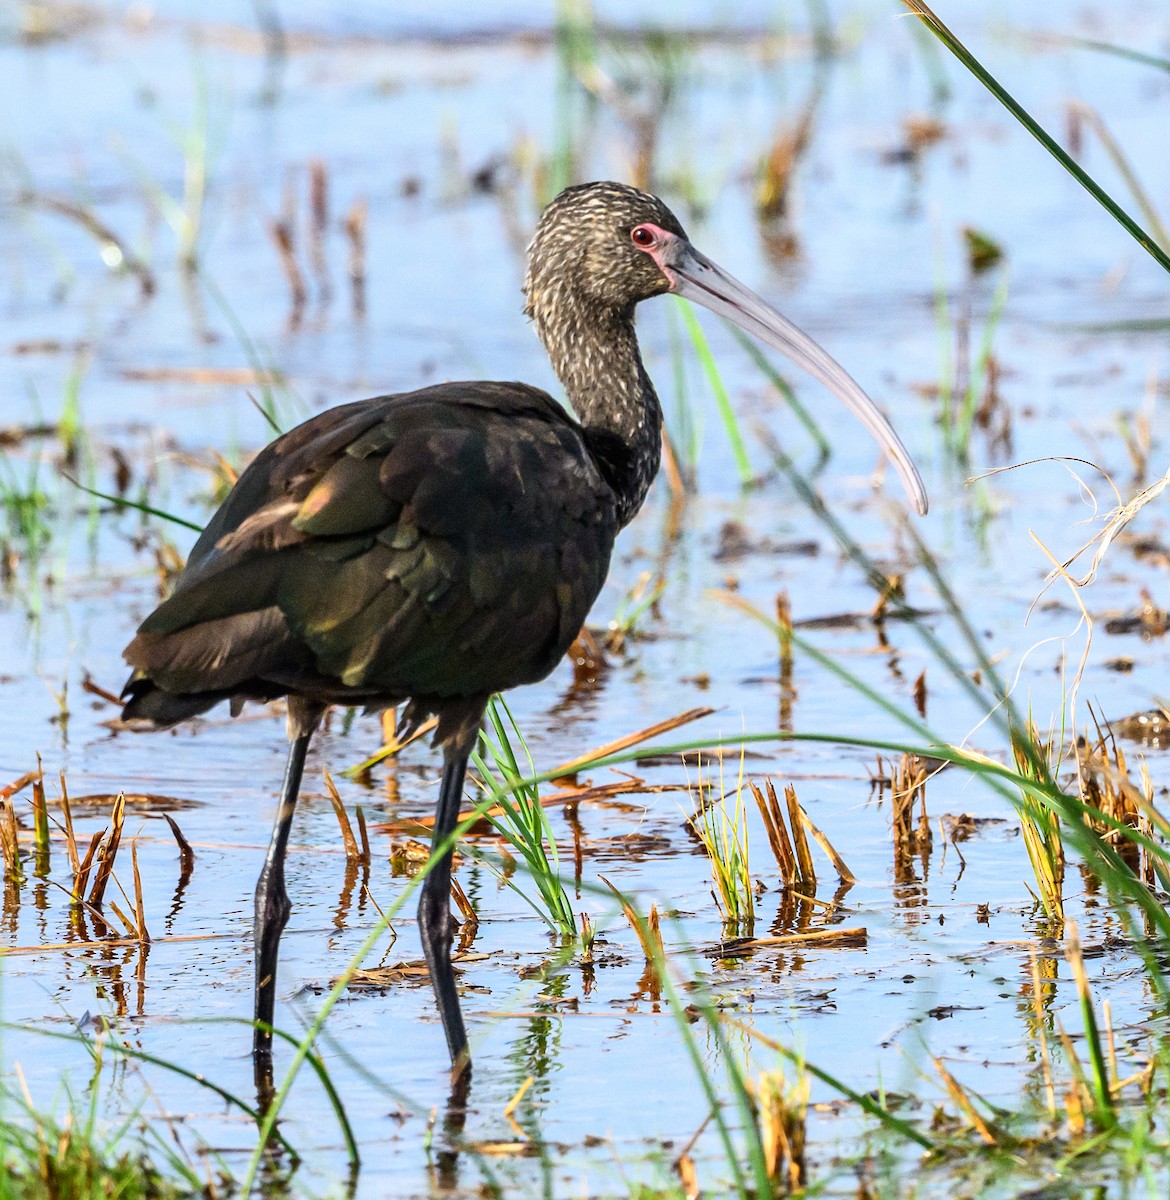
{"left": 120, "top": 181, "right": 926, "bottom": 1086}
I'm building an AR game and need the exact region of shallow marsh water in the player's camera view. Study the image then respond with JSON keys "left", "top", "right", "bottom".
{"left": 1, "top": 1, "right": 1170, "bottom": 1195}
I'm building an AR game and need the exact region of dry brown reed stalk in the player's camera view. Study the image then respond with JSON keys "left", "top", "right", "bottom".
{"left": 750, "top": 780, "right": 856, "bottom": 893}
{"left": 29, "top": 758, "right": 49, "bottom": 875}
{"left": 81, "top": 673, "right": 124, "bottom": 707}
{"left": 87, "top": 793, "right": 126, "bottom": 910}
{"left": 551, "top": 705, "right": 715, "bottom": 779}
{"left": 131, "top": 840, "right": 149, "bottom": 943}
{"left": 890, "top": 753, "right": 931, "bottom": 851}
{"left": 162, "top": 813, "right": 195, "bottom": 875}
{"left": 379, "top": 717, "right": 433, "bottom": 752}
{"left": 102, "top": 830, "right": 152, "bottom": 943}
{"left": 756, "top": 128, "right": 804, "bottom": 222}
{"left": 755, "top": 87, "right": 818, "bottom": 224}
{"left": 673, "top": 1151, "right": 700, "bottom": 1200}
{"left": 1, "top": 795, "right": 23, "bottom": 887}
{"left": 931, "top": 1056, "right": 997, "bottom": 1145}
{"left": 60, "top": 772, "right": 80, "bottom": 878}
{"left": 1075, "top": 718, "right": 1163, "bottom": 888}
{"left": 19, "top": 191, "right": 156, "bottom": 296}
{"left": 450, "top": 876, "right": 478, "bottom": 933}
{"left": 776, "top": 591, "right": 794, "bottom": 730}
{"left": 347, "top": 713, "right": 439, "bottom": 776}
{"left": 870, "top": 573, "right": 905, "bottom": 624}
{"left": 269, "top": 217, "right": 306, "bottom": 324}
{"left": 750, "top": 780, "right": 810, "bottom": 890}
{"left": 385, "top": 706, "right": 715, "bottom": 833}
{"left": 72, "top": 832, "right": 102, "bottom": 908}
{"left": 0, "top": 768, "right": 40, "bottom": 801}
{"left": 1064, "top": 101, "right": 1170, "bottom": 252}
{"left": 1, "top": 928, "right": 229, "bottom": 956}
{"left": 389, "top": 782, "right": 618, "bottom": 834}
{"left": 578, "top": 910, "right": 595, "bottom": 964}
{"left": 344, "top": 197, "right": 368, "bottom": 318}
{"left": 775, "top": 591, "right": 793, "bottom": 671}
{"left": 750, "top": 1063, "right": 810, "bottom": 1192}
{"left": 703, "top": 926, "right": 867, "bottom": 957}
{"left": 308, "top": 158, "right": 331, "bottom": 301}
{"left": 324, "top": 770, "right": 363, "bottom": 864}
{"left": 600, "top": 876, "right": 663, "bottom": 989}
{"left": 107, "top": 900, "right": 138, "bottom": 940}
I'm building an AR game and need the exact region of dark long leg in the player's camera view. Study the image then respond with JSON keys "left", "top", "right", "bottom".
{"left": 253, "top": 711, "right": 317, "bottom": 1095}
{"left": 418, "top": 749, "right": 470, "bottom": 1074}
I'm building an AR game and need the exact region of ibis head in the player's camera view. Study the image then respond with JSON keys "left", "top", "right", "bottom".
{"left": 524, "top": 180, "right": 927, "bottom": 516}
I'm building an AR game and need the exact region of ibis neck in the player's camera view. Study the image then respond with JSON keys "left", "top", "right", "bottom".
{"left": 548, "top": 313, "right": 662, "bottom": 529}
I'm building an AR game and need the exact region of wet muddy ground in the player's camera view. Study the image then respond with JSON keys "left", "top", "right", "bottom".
{"left": 2, "top": 1, "right": 1170, "bottom": 1195}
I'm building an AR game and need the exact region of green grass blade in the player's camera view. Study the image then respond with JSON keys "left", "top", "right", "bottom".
{"left": 640, "top": 928, "right": 759, "bottom": 1195}
{"left": 268, "top": 1025, "right": 359, "bottom": 1167}
{"left": 676, "top": 297, "right": 753, "bottom": 485}
{"left": 0, "top": 1021, "right": 298, "bottom": 1159}
{"left": 958, "top": 266, "right": 1011, "bottom": 448}
{"left": 1047, "top": 33, "right": 1170, "bottom": 76}
{"left": 1049, "top": 316, "right": 1170, "bottom": 334}
{"left": 726, "top": 322, "right": 831, "bottom": 459}
{"left": 199, "top": 271, "right": 290, "bottom": 430}
{"left": 241, "top": 867, "right": 428, "bottom": 1188}
{"left": 474, "top": 697, "right": 575, "bottom": 935}
{"left": 60, "top": 473, "right": 202, "bottom": 532}
{"left": 1069, "top": 105, "right": 1170, "bottom": 251}
{"left": 1079, "top": 987, "right": 1116, "bottom": 1128}
{"left": 734, "top": 1018, "right": 935, "bottom": 1149}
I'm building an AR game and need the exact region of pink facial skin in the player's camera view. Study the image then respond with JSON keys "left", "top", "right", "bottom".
{"left": 630, "top": 222, "right": 683, "bottom": 288}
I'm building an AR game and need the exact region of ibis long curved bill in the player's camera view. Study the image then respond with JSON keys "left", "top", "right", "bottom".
{"left": 655, "top": 235, "right": 928, "bottom": 516}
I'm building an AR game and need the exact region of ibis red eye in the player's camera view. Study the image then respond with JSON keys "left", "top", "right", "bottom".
{"left": 631, "top": 225, "right": 656, "bottom": 248}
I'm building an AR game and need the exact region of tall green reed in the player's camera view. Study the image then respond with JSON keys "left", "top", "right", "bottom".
{"left": 902, "top": 0, "right": 1170, "bottom": 278}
